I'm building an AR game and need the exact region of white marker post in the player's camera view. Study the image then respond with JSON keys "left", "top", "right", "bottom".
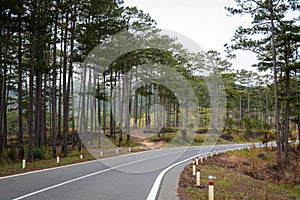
{"left": 205, "top": 155, "right": 208, "bottom": 160}
{"left": 57, "top": 156, "right": 60, "bottom": 163}
{"left": 200, "top": 157, "right": 203, "bottom": 163}
{"left": 192, "top": 163, "right": 196, "bottom": 176}
{"left": 195, "top": 157, "right": 199, "bottom": 165}
{"left": 100, "top": 152, "right": 103, "bottom": 157}
{"left": 116, "top": 149, "right": 119, "bottom": 155}
{"left": 196, "top": 168, "right": 201, "bottom": 186}
{"left": 129, "top": 147, "right": 131, "bottom": 152}
{"left": 80, "top": 154, "right": 83, "bottom": 159}
{"left": 208, "top": 180, "right": 214, "bottom": 200}
{"left": 210, "top": 152, "right": 213, "bottom": 158}
{"left": 22, "top": 158, "right": 26, "bottom": 169}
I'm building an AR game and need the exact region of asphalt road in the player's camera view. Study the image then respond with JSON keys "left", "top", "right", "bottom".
{"left": 0, "top": 143, "right": 252, "bottom": 200}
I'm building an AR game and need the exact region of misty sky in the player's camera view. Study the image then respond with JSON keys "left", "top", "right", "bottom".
{"left": 123, "top": 0, "right": 259, "bottom": 71}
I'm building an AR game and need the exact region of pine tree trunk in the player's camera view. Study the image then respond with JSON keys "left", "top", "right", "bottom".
{"left": 58, "top": 19, "right": 64, "bottom": 147}
{"left": 284, "top": 41, "right": 291, "bottom": 163}
{"left": 126, "top": 73, "right": 132, "bottom": 144}
{"left": 139, "top": 95, "right": 143, "bottom": 127}
{"left": 239, "top": 94, "right": 242, "bottom": 121}
{"left": 51, "top": 4, "right": 58, "bottom": 157}
{"left": 175, "top": 101, "right": 179, "bottom": 127}
{"left": 69, "top": 7, "right": 76, "bottom": 150}
{"left": 42, "top": 73, "right": 47, "bottom": 147}
{"left": 270, "top": 2, "right": 281, "bottom": 166}
{"left": 0, "top": 28, "right": 3, "bottom": 156}
{"left": 109, "top": 69, "right": 114, "bottom": 139}
{"left": 118, "top": 71, "right": 122, "bottom": 147}
{"left": 62, "top": 13, "right": 69, "bottom": 157}
{"left": 35, "top": 70, "right": 42, "bottom": 147}
{"left": 134, "top": 92, "right": 138, "bottom": 128}
{"left": 28, "top": 31, "right": 36, "bottom": 162}
{"left": 97, "top": 81, "right": 102, "bottom": 148}
{"left": 103, "top": 74, "right": 106, "bottom": 135}
{"left": 247, "top": 92, "right": 250, "bottom": 119}
{"left": 147, "top": 84, "right": 151, "bottom": 132}
{"left": 1, "top": 31, "right": 8, "bottom": 152}
{"left": 17, "top": 21, "right": 24, "bottom": 159}
{"left": 113, "top": 72, "right": 117, "bottom": 140}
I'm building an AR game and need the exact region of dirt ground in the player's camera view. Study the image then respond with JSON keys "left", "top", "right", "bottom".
{"left": 131, "top": 135, "right": 166, "bottom": 150}
{"left": 177, "top": 147, "right": 300, "bottom": 200}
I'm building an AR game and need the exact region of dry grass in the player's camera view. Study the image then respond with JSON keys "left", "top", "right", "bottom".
{"left": 178, "top": 147, "right": 300, "bottom": 200}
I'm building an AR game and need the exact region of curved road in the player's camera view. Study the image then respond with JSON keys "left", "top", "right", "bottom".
{"left": 0, "top": 144, "right": 252, "bottom": 200}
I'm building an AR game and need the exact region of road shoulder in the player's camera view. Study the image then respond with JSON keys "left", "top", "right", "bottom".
{"left": 157, "top": 161, "right": 188, "bottom": 200}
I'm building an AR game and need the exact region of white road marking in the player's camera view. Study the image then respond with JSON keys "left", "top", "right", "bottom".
{"left": 0, "top": 146, "right": 188, "bottom": 180}
{"left": 9, "top": 142, "right": 269, "bottom": 200}
{"left": 146, "top": 153, "right": 206, "bottom": 200}
{"left": 12, "top": 148, "right": 188, "bottom": 200}
{"left": 146, "top": 143, "right": 255, "bottom": 200}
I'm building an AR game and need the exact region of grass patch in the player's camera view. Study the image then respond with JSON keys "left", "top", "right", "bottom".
{"left": 0, "top": 148, "right": 95, "bottom": 176}
{"left": 178, "top": 148, "right": 299, "bottom": 200}
{"left": 0, "top": 135, "right": 142, "bottom": 177}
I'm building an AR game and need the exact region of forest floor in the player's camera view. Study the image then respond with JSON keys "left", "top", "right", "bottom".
{"left": 177, "top": 146, "right": 300, "bottom": 200}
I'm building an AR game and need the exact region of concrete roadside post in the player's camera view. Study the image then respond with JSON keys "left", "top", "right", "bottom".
{"left": 57, "top": 156, "right": 60, "bottom": 163}
{"left": 208, "top": 180, "right": 214, "bottom": 200}
{"left": 22, "top": 158, "right": 26, "bottom": 169}
{"left": 208, "top": 175, "right": 216, "bottom": 200}
{"left": 80, "top": 154, "right": 83, "bottom": 159}
{"left": 192, "top": 162, "right": 196, "bottom": 176}
{"left": 196, "top": 168, "right": 201, "bottom": 186}
{"left": 195, "top": 157, "right": 199, "bottom": 165}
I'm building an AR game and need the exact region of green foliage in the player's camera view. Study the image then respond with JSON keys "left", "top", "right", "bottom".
{"left": 257, "top": 153, "right": 271, "bottom": 161}
{"left": 261, "top": 131, "right": 276, "bottom": 147}
{"left": 224, "top": 117, "right": 235, "bottom": 134}
{"left": 33, "top": 147, "right": 45, "bottom": 160}
{"left": 7, "top": 147, "right": 17, "bottom": 162}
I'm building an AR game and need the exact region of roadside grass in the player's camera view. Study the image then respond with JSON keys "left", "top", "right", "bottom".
{"left": 103, "top": 133, "right": 142, "bottom": 148}
{"left": 148, "top": 132, "right": 176, "bottom": 143}
{"left": 0, "top": 135, "right": 142, "bottom": 177}
{"left": 148, "top": 130, "right": 261, "bottom": 146}
{"left": 183, "top": 163, "right": 294, "bottom": 200}
{"left": 178, "top": 147, "right": 300, "bottom": 200}
{"left": 277, "top": 184, "right": 300, "bottom": 199}
{"left": 0, "top": 148, "right": 95, "bottom": 176}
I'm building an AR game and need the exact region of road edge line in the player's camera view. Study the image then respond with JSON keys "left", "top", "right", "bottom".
{"left": 146, "top": 153, "right": 204, "bottom": 200}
